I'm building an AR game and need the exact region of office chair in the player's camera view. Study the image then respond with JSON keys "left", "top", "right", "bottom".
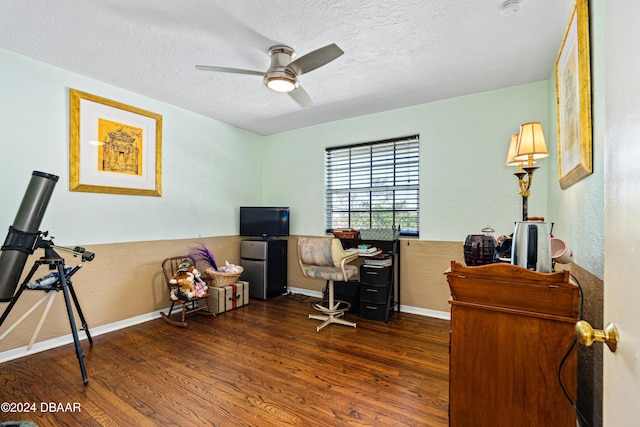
{"left": 297, "top": 237, "right": 359, "bottom": 331}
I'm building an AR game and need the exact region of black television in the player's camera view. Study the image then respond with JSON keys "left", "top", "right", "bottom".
{"left": 239, "top": 206, "right": 290, "bottom": 238}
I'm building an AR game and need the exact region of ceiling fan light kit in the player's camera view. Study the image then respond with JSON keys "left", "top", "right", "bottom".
{"left": 196, "top": 43, "right": 344, "bottom": 107}
{"left": 264, "top": 46, "right": 299, "bottom": 93}
{"left": 265, "top": 76, "right": 297, "bottom": 92}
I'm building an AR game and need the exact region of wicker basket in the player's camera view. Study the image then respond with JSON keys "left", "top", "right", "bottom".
{"left": 333, "top": 229, "right": 359, "bottom": 239}
{"left": 204, "top": 266, "right": 244, "bottom": 287}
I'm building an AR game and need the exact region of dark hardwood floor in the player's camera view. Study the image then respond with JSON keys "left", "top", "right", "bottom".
{"left": 1, "top": 294, "right": 450, "bottom": 426}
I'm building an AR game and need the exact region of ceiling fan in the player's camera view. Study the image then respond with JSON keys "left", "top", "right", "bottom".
{"left": 196, "top": 43, "right": 344, "bottom": 107}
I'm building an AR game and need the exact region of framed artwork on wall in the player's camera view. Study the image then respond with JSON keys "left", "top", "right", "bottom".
{"left": 555, "top": 0, "right": 592, "bottom": 190}
{"left": 69, "top": 89, "right": 162, "bottom": 196}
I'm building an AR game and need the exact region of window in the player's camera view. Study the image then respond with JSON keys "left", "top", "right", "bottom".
{"left": 325, "top": 135, "right": 419, "bottom": 236}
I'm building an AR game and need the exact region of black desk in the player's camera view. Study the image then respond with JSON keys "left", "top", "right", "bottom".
{"left": 339, "top": 238, "right": 401, "bottom": 312}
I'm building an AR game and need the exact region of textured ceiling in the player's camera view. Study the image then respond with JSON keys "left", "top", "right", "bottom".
{"left": 0, "top": 0, "right": 574, "bottom": 135}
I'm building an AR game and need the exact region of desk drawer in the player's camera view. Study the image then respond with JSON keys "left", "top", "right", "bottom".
{"left": 360, "top": 265, "right": 391, "bottom": 285}
{"left": 360, "top": 302, "right": 388, "bottom": 321}
{"left": 360, "top": 284, "right": 389, "bottom": 304}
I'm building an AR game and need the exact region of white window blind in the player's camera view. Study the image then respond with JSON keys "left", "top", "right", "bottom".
{"left": 325, "top": 135, "right": 419, "bottom": 236}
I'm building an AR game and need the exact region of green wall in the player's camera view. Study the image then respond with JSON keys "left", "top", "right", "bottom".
{"left": 0, "top": 47, "right": 264, "bottom": 246}
{"left": 263, "top": 81, "right": 551, "bottom": 243}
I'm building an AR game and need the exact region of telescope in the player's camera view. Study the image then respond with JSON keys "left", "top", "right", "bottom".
{"left": 0, "top": 171, "right": 96, "bottom": 385}
{"left": 0, "top": 171, "right": 58, "bottom": 301}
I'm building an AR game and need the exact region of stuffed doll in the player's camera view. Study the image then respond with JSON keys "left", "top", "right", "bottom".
{"left": 169, "top": 260, "right": 196, "bottom": 301}
{"left": 189, "top": 266, "right": 208, "bottom": 298}
{"left": 176, "top": 276, "right": 196, "bottom": 301}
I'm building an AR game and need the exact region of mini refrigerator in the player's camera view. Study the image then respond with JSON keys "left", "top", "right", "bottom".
{"left": 240, "top": 239, "right": 287, "bottom": 300}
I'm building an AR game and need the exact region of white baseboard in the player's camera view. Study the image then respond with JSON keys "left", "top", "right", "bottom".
{"left": 0, "top": 310, "right": 164, "bottom": 363}
{"left": 399, "top": 305, "right": 450, "bottom": 320}
{"left": 1, "top": 290, "right": 450, "bottom": 363}
{"left": 286, "top": 286, "right": 450, "bottom": 320}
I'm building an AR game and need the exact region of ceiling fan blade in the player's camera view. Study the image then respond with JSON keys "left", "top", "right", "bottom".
{"left": 287, "top": 43, "right": 344, "bottom": 76}
{"left": 195, "top": 65, "right": 264, "bottom": 76}
{"left": 289, "top": 86, "right": 313, "bottom": 108}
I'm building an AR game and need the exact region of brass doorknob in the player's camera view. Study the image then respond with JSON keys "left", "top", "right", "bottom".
{"left": 575, "top": 320, "right": 619, "bottom": 353}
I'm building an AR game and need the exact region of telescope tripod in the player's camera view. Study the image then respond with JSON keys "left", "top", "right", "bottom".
{"left": 0, "top": 238, "right": 93, "bottom": 385}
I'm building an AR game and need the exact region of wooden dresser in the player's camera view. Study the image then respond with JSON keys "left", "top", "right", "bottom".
{"left": 444, "top": 261, "right": 579, "bottom": 427}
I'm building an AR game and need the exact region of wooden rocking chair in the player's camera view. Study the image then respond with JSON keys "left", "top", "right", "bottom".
{"left": 160, "top": 255, "right": 215, "bottom": 327}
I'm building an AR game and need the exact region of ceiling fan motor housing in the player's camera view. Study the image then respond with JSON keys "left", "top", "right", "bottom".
{"left": 264, "top": 45, "right": 299, "bottom": 92}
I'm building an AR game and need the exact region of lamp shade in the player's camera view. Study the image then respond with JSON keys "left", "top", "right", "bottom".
{"left": 514, "top": 122, "right": 549, "bottom": 163}
{"left": 505, "top": 133, "right": 520, "bottom": 166}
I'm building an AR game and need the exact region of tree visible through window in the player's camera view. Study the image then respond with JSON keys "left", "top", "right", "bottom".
{"left": 325, "top": 135, "right": 419, "bottom": 236}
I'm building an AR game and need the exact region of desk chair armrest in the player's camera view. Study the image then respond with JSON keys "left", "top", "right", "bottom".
{"left": 339, "top": 252, "right": 358, "bottom": 281}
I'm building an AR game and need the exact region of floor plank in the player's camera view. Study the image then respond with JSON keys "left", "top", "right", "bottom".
{"left": 0, "top": 293, "right": 450, "bottom": 426}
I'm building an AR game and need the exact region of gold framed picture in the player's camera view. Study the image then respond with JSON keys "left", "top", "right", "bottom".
{"left": 555, "top": 0, "right": 592, "bottom": 189}
{"left": 69, "top": 89, "right": 162, "bottom": 196}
